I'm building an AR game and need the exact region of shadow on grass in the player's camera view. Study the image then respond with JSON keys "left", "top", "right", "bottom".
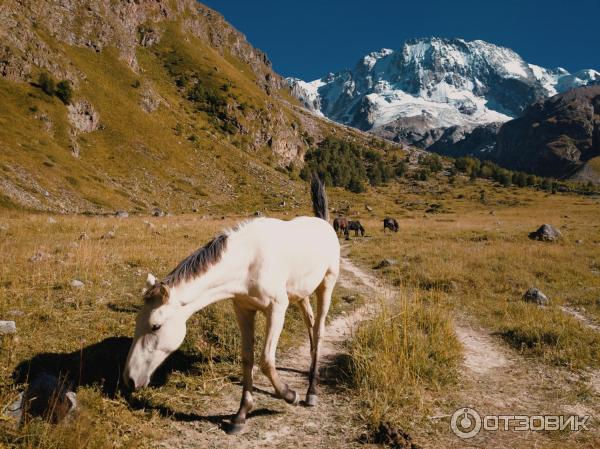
{"left": 12, "top": 336, "right": 203, "bottom": 399}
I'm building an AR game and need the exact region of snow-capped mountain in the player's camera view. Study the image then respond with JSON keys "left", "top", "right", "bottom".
{"left": 287, "top": 38, "right": 599, "bottom": 146}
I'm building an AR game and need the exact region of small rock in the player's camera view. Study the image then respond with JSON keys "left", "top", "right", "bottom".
{"left": 365, "top": 205, "right": 373, "bottom": 212}
{"left": 115, "top": 210, "right": 129, "bottom": 218}
{"left": 576, "top": 239, "right": 584, "bottom": 244}
{"left": 374, "top": 259, "right": 398, "bottom": 269}
{"left": 152, "top": 208, "right": 165, "bottom": 217}
{"left": 279, "top": 201, "right": 286, "bottom": 207}
{"left": 0, "top": 320, "right": 17, "bottom": 335}
{"left": 70, "top": 279, "right": 84, "bottom": 288}
{"left": 253, "top": 211, "right": 264, "bottom": 217}
{"left": 78, "top": 232, "right": 90, "bottom": 241}
{"left": 101, "top": 230, "right": 115, "bottom": 239}
{"left": 8, "top": 310, "right": 24, "bottom": 317}
{"left": 143, "top": 220, "right": 155, "bottom": 229}
{"left": 342, "top": 295, "right": 358, "bottom": 303}
{"left": 529, "top": 224, "right": 562, "bottom": 242}
{"left": 47, "top": 217, "right": 57, "bottom": 224}
{"left": 29, "top": 252, "right": 49, "bottom": 263}
{"left": 192, "top": 208, "right": 199, "bottom": 213}
{"left": 523, "top": 287, "right": 549, "bottom": 306}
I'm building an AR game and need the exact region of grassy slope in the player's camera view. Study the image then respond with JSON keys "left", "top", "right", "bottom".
{"left": 0, "top": 20, "right": 351, "bottom": 214}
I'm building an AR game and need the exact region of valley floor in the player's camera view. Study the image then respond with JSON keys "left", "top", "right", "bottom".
{"left": 1, "top": 180, "right": 600, "bottom": 449}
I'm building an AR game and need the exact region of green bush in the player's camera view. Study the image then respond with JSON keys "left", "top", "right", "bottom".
{"left": 38, "top": 72, "right": 55, "bottom": 96}
{"left": 55, "top": 80, "right": 73, "bottom": 105}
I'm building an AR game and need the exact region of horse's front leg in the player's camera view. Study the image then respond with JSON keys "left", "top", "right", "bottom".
{"left": 227, "top": 303, "right": 256, "bottom": 435}
{"left": 260, "top": 298, "right": 299, "bottom": 405}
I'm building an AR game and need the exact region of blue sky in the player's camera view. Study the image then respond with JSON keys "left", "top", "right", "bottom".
{"left": 201, "top": 0, "right": 600, "bottom": 81}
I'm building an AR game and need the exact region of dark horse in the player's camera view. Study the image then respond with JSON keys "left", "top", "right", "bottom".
{"left": 333, "top": 216, "right": 349, "bottom": 238}
{"left": 383, "top": 217, "right": 399, "bottom": 233}
{"left": 348, "top": 220, "right": 365, "bottom": 237}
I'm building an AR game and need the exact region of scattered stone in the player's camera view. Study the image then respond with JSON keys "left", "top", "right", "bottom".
{"left": 70, "top": 279, "right": 84, "bottom": 288}
{"left": 523, "top": 287, "right": 549, "bottom": 306}
{"left": 47, "top": 217, "right": 57, "bottom": 224}
{"left": 528, "top": 224, "right": 562, "bottom": 242}
{"left": 374, "top": 259, "right": 398, "bottom": 269}
{"left": 115, "top": 210, "right": 129, "bottom": 218}
{"left": 101, "top": 230, "right": 115, "bottom": 239}
{"left": 21, "top": 373, "right": 77, "bottom": 424}
{"left": 28, "top": 251, "right": 49, "bottom": 263}
{"left": 0, "top": 320, "right": 17, "bottom": 335}
{"left": 342, "top": 295, "right": 358, "bottom": 303}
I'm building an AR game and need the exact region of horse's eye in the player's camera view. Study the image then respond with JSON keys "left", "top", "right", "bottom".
{"left": 151, "top": 324, "right": 162, "bottom": 332}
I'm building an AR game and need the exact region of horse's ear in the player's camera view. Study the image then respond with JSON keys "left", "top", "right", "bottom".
{"left": 146, "top": 273, "right": 157, "bottom": 289}
{"left": 159, "top": 283, "right": 170, "bottom": 303}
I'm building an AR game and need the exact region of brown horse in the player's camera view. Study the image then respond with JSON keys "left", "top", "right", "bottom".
{"left": 333, "top": 216, "right": 349, "bottom": 238}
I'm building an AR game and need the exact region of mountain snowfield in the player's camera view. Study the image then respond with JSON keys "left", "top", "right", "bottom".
{"left": 288, "top": 37, "right": 599, "bottom": 145}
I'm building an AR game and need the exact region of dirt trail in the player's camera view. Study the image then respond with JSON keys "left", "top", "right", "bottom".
{"left": 160, "top": 250, "right": 600, "bottom": 449}
{"left": 161, "top": 248, "right": 380, "bottom": 449}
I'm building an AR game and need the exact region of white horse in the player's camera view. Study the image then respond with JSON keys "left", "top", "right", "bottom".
{"left": 123, "top": 176, "right": 340, "bottom": 434}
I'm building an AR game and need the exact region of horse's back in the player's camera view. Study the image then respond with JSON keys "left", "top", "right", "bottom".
{"left": 237, "top": 217, "right": 339, "bottom": 299}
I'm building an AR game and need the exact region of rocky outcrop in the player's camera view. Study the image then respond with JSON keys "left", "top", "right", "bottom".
{"left": 427, "top": 122, "right": 502, "bottom": 157}
{"left": 494, "top": 86, "right": 600, "bottom": 178}
{"left": 67, "top": 100, "right": 100, "bottom": 133}
{"left": 0, "top": 0, "right": 282, "bottom": 91}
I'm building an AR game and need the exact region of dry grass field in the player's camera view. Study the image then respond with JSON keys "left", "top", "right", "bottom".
{"left": 1, "top": 175, "right": 600, "bottom": 448}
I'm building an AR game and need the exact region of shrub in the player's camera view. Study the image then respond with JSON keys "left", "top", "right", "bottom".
{"left": 55, "top": 80, "right": 73, "bottom": 105}
{"left": 38, "top": 72, "right": 55, "bottom": 96}
{"left": 420, "top": 153, "right": 443, "bottom": 172}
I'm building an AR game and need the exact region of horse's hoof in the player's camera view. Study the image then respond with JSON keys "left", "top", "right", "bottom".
{"left": 226, "top": 422, "right": 245, "bottom": 435}
{"left": 285, "top": 390, "right": 300, "bottom": 406}
{"left": 305, "top": 394, "right": 318, "bottom": 407}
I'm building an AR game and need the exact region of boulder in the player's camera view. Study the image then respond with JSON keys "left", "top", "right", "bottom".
{"left": 115, "top": 210, "right": 129, "bottom": 218}
{"left": 21, "top": 373, "right": 77, "bottom": 424}
{"left": 528, "top": 224, "right": 562, "bottom": 242}
{"left": 523, "top": 288, "right": 549, "bottom": 306}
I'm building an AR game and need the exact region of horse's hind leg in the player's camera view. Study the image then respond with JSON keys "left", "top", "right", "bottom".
{"left": 228, "top": 303, "right": 256, "bottom": 435}
{"left": 260, "top": 296, "right": 299, "bottom": 405}
{"left": 297, "top": 297, "right": 315, "bottom": 352}
{"left": 306, "top": 271, "right": 336, "bottom": 406}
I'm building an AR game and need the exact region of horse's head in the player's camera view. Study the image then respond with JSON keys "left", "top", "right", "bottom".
{"left": 123, "top": 274, "right": 187, "bottom": 390}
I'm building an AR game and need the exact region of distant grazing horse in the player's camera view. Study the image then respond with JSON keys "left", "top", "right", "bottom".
{"left": 383, "top": 217, "right": 399, "bottom": 233}
{"left": 347, "top": 220, "right": 365, "bottom": 237}
{"left": 333, "top": 216, "right": 349, "bottom": 238}
{"left": 123, "top": 176, "right": 340, "bottom": 435}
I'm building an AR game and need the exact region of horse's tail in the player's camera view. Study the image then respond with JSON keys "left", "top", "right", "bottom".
{"left": 310, "top": 173, "right": 329, "bottom": 222}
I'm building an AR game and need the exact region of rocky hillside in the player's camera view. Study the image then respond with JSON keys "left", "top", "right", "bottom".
{"left": 0, "top": 0, "right": 383, "bottom": 213}
{"left": 492, "top": 86, "right": 600, "bottom": 180}
{"left": 288, "top": 38, "right": 599, "bottom": 148}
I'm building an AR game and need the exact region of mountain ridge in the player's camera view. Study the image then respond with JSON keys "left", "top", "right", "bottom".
{"left": 287, "top": 37, "right": 600, "bottom": 146}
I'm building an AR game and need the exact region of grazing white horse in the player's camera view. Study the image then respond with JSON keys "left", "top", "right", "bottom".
{"left": 123, "top": 176, "right": 340, "bottom": 434}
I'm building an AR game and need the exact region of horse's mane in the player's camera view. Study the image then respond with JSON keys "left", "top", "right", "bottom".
{"left": 163, "top": 221, "right": 252, "bottom": 287}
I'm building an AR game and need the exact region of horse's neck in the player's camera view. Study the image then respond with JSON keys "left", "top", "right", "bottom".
{"left": 175, "top": 249, "right": 247, "bottom": 317}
